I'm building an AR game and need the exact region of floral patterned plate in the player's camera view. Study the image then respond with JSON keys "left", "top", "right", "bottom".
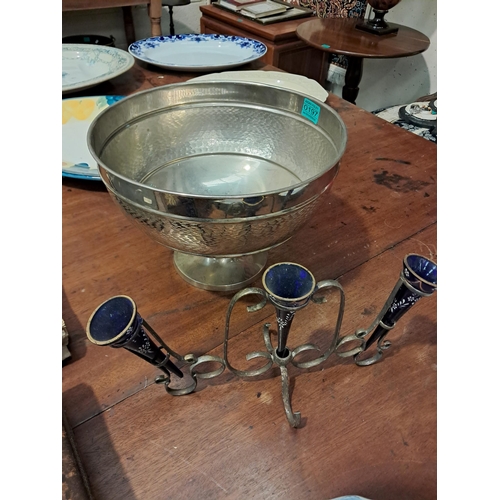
{"left": 62, "top": 95, "right": 125, "bottom": 180}
{"left": 128, "top": 34, "right": 267, "bottom": 72}
{"left": 62, "top": 44, "right": 134, "bottom": 94}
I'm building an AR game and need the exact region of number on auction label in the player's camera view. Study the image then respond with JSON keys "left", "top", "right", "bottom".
{"left": 301, "top": 98, "right": 320, "bottom": 124}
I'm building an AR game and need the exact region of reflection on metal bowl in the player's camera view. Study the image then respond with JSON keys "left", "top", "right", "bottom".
{"left": 88, "top": 81, "right": 347, "bottom": 291}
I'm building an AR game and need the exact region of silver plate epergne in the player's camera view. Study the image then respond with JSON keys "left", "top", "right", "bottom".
{"left": 86, "top": 255, "right": 437, "bottom": 428}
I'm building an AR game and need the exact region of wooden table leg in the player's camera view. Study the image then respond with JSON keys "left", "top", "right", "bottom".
{"left": 149, "top": 0, "right": 163, "bottom": 37}
{"left": 342, "top": 56, "right": 363, "bottom": 104}
{"left": 122, "top": 6, "right": 136, "bottom": 46}
{"left": 167, "top": 6, "right": 175, "bottom": 36}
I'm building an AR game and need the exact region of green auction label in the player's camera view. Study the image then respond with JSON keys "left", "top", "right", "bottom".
{"left": 301, "top": 98, "right": 320, "bottom": 124}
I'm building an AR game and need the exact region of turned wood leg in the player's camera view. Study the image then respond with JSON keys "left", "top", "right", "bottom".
{"left": 342, "top": 56, "right": 364, "bottom": 105}
{"left": 148, "top": 0, "right": 163, "bottom": 37}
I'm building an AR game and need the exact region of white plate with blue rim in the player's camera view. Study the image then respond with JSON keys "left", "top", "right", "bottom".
{"left": 62, "top": 95, "right": 125, "bottom": 180}
{"left": 128, "top": 34, "right": 267, "bottom": 72}
{"left": 62, "top": 44, "right": 134, "bottom": 94}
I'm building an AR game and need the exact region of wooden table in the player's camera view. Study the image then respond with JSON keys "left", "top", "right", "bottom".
{"left": 296, "top": 17, "right": 430, "bottom": 104}
{"left": 62, "top": 0, "right": 163, "bottom": 45}
{"left": 200, "top": 4, "right": 326, "bottom": 83}
{"left": 62, "top": 60, "right": 437, "bottom": 500}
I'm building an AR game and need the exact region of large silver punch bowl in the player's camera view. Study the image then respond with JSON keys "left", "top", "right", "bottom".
{"left": 88, "top": 81, "right": 347, "bottom": 291}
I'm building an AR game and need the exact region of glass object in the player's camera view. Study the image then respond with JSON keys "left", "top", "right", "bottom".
{"left": 262, "top": 262, "right": 316, "bottom": 357}
{"left": 336, "top": 253, "right": 437, "bottom": 365}
{"left": 86, "top": 295, "right": 184, "bottom": 378}
{"left": 86, "top": 295, "right": 226, "bottom": 395}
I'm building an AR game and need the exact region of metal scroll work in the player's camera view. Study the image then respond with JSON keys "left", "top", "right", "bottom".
{"left": 223, "top": 263, "right": 345, "bottom": 428}
{"left": 85, "top": 254, "right": 437, "bottom": 428}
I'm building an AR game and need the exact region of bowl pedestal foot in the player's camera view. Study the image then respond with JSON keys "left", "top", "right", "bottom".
{"left": 173, "top": 252, "right": 268, "bottom": 292}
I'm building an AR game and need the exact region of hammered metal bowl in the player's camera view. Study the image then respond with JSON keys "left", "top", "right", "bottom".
{"left": 88, "top": 81, "right": 347, "bottom": 291}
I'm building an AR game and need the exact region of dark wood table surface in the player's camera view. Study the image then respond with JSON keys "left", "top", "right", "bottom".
{"left": 296, "top": 17, "right": 430, "bottom": 104}
{"left": 62, "top": 59, "right": 437, "bottom": 500}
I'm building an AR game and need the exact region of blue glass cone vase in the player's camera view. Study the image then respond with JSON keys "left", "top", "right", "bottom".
{"left": 262, "top": 263, "right": 316, "bottom": 357}
{"left": 363, "top": 253, "right": 437, "bottom": 354}
{"left": 86, "top": 295, "right": 183, "bottom": 378}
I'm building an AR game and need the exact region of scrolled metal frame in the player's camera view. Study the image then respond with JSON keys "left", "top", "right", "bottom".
{"left": 87, "top": 255, "right": 436, "bottom": 428}
{"left": 223, "top": 280, "right": 345, "bottom": 428}
{"left": 143, "top": 318, "right": 226, "bottom": 396}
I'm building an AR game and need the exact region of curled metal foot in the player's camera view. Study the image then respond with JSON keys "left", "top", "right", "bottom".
{"left": 158, "top": 353, "right": 227, "bottom": 396}
{"left": 335, "top": 329, "right": 367, "bottom": 358}
{"left": 354, "top": 335, "right": 392, "bottom": 366}
{"left": 273, "top": 350, "right": 301, "bottom": 428}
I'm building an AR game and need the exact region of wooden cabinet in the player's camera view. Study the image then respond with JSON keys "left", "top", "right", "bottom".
{"left": 199, "top": 5, "right": 328, "bottom": 84}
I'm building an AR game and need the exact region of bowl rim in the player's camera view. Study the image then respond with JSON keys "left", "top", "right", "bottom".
{"left": 87, "top": 80, "right": 348, "bottom": 199}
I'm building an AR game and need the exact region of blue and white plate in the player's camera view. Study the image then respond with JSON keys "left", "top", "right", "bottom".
{"left": 62, "top": 95, "right": 125, "bottom": 180}
{"left": 128, "top": 34, "right": 267, "bottom": 72}
{"left": 62, "top": 44, "right": 134, "bottom": 94}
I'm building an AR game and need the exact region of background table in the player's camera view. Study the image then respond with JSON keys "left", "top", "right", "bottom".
{"left": 200, "top": 4, "right": 326, "bottom": 83}
{"left": 62, "top": 0, "right": 163, "bottom": 45}
{"left": 296, "top": 17, "right": 430, "bottom": 104}
{"left": 62, "top": 60, "right": 437, "bottom": 500}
